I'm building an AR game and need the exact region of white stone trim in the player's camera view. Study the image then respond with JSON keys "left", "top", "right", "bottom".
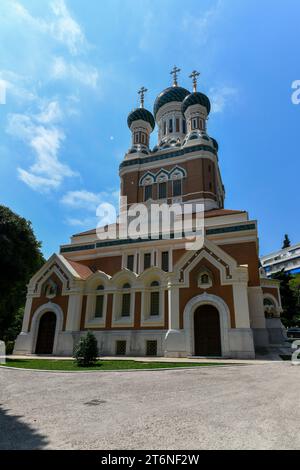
{"left": 139, "top": 172, "right": 155, "bottom": 186}
{"left": 112, "top": 289, "right": 135, "bottom": 327}
{"left": 141, "top": 284, "right": 165, "bottom": 327}
{"left": 263, "top": 292, "right": 279, "bottom": 308}
{"left": 66, "top": 294, "right": 83, "bottom": 331}
{"left": 20, "top": 297, "right": 33, "bottom": 333}
{"left": 183, "top": 293, "right": 231, "bottom": 357}
{"left": 168, "top": 285, "right": 180, "bottom": 329}
{"left": 31, "top": 302, "right": 64, "bottom": 354}
{"left": 84, "top": 290, "right": 108, "bottom": 329}
{"left": 247, "top": 286, "right": 266, "bottom": 328}
{"left": 232, "top": 282, "right": 251, "bottom": 328}
{"left": 27, "top": 253, "right": 76, "bottom": 297}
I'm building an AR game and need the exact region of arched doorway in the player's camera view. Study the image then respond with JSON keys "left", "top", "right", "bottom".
{"left": 35, "top": 312, "right": 56, "bottom": 354}
{"left": 194, "top": 305, "right": 221, "bottom": 356}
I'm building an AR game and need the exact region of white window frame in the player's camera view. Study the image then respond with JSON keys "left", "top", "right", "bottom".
{"left": 112, "top": 287, "right": 135, "bottom": 327}
{"left": 122, "top": 251, "right": 138, "bottom": 273}
{"left": 141, "top": 283, "right": 165, "bottom": 326}
{"left": 85, "top": 287, "right": 108, "bottom": 328}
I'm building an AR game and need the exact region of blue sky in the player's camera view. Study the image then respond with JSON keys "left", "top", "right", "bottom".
{"left": 0, "top": 0, "right": 299, "bottom": 258}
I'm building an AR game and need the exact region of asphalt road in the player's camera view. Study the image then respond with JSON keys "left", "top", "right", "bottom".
{"left": 0, "top": 362, "right": 299, "bottom": 450}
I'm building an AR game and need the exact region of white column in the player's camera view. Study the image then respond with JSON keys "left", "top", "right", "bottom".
{"left": 233, "top": 283, "right": 251, "bottom": 328}
{"left": 21, "top": 296, "right": 33, "bottom": 333}
{"left": 248, "top": 286, "right": 266, "bottom": 328}
{"left": 168, "top": 284, "right": 180, "bottom": 330}
{"left": 65, "top": 294, "right": 83, "bottom": 331}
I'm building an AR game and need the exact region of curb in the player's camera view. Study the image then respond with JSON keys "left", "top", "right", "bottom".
{"left": 0, "top": 363, "right": 245, "bottom": 374}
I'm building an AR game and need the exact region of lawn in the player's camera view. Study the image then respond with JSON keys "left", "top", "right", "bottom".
{"left": 0, "top": 358, "right": 225, "bottom": 371}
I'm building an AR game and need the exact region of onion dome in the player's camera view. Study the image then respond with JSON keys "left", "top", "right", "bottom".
{"left": 181, "top": 91, "right": 211, "bottom": 115}
{"left": 153, "top": 86, "right": 190, "bottom": 119}
{"left": 210, "top": 137, "right": 219, "bottom": 151}
{"left": 127, "top": 108, "right": 155, "bottom": 130}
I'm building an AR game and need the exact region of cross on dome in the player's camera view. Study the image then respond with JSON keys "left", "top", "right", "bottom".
{"left": 189, "top": 70, "right": 200, "bottom": 92}
{"left": 138, "top": 86, "right": 148, "bottom": 108}
{"left": 170, "top": 66, "right": 181, "bottom": 87}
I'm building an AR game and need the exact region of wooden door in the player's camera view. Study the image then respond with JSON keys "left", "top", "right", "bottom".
{"left": 194, "top": 305, "right": 221, "bottom": 356}
{"left": 35, "top": 312, "right": 56, "bottom": 354}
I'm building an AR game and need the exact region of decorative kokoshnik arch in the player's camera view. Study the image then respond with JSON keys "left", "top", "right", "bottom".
{"left": 30, "top": 302, "right": 64, "bottom": 355}
{"left": 183, "top": 293, "right": 231, "bottom": 357}
{"left": 139, "top": 166, "right": 187, "bottom": 186}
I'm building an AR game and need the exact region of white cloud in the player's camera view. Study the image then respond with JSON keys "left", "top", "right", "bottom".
{"left": 17, "top": 169, "right": 60, "bottom": 191}
{"left": 51, "top": 56, "right": 99, "bottom": 89}
{"left": 61, "top": 189, "right": 119, "bottom": 212}
{"left": 65, "top": 216, "right": 97, "bottom": 227}
{"left": 36, "top": 100, "right": 63, "bottom": 123}
{"left": 209, "top": 86, "right": 238, "bottom": 113}
{"left": 0, "top": 71, "right": 38, "bottom": 103}
{"left": 2, "top": 1, "right": 100, "bottom": 194}
{"left": 9, "top": 0, "right": 86, "bottom": 55}
{"left": 61, "top": 190, "right": 103, "bottom": 210}
{"left": 50, "top": 0, "right": 85, "bottom": 55}
{"left": 6, "top": 103, "right": 77, "bottom": 193}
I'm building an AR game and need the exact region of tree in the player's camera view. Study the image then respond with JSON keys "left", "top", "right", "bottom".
{"left": 73, "top": 332, "right": 99, "bottom": 366}
{"left": 282, "top": 234, "right": 291, "bottom": 249}
{"left": 0, "top": 205, "right": 45, "bottom": 341}
{"left": 272, "top": 270, "right": 299, "bottom": 326}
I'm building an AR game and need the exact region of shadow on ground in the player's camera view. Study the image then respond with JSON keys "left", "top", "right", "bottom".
{"left": 0, "top": 406, "right": 48, "bottom": 449}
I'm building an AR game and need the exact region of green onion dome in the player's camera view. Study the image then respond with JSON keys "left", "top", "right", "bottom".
{"left": 210, "top": 137, "right": 219, "bottom": 151}
{"left": 127, "top": 108, "right": 155, "bottom": 131}
{"left": 181, "top": 91, "right": 211, "bottom": 115}
{"left": 153, "top": 86, "right": 190, "bottom": 119}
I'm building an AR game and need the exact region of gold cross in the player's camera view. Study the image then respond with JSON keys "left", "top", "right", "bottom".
{"left": 138, "top": 86, "right": 148, "bottom": 108}
{"left": 170, "top": 66, "right": 181, "bottom": 86}
{"left": 189, "top": 70, "right": 200, "bottom": 92}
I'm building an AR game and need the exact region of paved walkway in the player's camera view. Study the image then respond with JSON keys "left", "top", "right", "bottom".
{"left": 0, "top": 362, "right": 299, "bottom": 449}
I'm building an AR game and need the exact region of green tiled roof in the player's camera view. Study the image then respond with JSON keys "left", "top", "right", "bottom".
{"left": 60, "top": 224, "right": 256, "bottom": 254}
{"left": 120, "top": 143, "right": 216, "bottom": 169}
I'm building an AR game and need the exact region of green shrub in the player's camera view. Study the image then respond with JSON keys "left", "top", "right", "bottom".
{"left": 73, "top": 332, "right": 99, "bottom": 366}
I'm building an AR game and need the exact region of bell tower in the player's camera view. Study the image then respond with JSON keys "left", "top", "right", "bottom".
{"left": 120, "top": 68, "right": 225, "bottom": 211}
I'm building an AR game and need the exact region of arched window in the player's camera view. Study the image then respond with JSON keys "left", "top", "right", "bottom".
{"left": 150, "top": 281, "right": 160, "bottom": 316}
{"left": 173, "top": 179, "right": 182, "bottom": 197}
{"left": 95, "top": 285, "right": 104, "bottom": 318}
{"left": 198, "top": 271, "right": 212, "bottom": 288}
{"left": 144, "top": 185, "right": 153, "bottom": 201}
{"left": 121, "top": 283, "right": 131, "bottom": 317}
{"left": 263, "top": 297, "right": 276, "bottom": 318}
{"left": 158, "top": 182, "right": 167, "bottom": 199}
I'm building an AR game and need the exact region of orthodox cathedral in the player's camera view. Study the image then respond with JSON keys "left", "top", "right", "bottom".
{"left": 15, "top": 68, "right": 285, "bottom": 359}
